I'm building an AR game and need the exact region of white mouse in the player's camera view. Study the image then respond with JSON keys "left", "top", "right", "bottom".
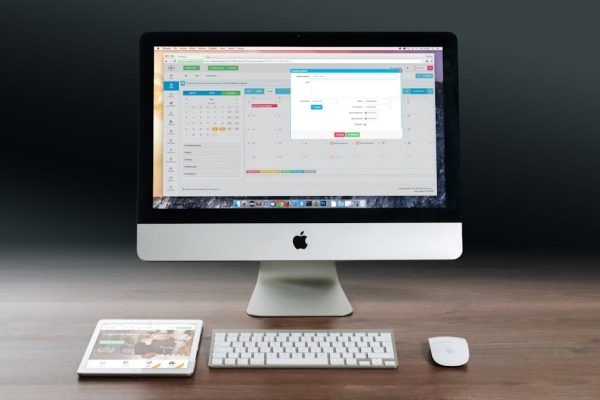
{"left": 428, "top": 336, "right": 469, "bottom": 367}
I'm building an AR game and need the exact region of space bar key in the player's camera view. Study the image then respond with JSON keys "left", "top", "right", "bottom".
{"left": 266, "top": 358, "right": 329, "bottom": 366}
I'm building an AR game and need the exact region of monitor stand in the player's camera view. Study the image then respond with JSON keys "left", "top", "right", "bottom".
{"left": 246, "top": 261, "right": 353, "bottom": 317}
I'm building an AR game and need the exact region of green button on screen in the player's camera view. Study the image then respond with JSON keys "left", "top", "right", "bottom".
{"left": 208, "top": 65, "right": 239, "bottom": 71}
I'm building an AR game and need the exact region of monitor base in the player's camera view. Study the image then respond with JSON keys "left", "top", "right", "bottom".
{"left": 246, "top": 261, "right": 353, "bottom": 317}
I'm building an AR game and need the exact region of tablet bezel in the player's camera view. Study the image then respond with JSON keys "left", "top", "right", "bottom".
{"left": 77, "top": 319, "right": 203, "bottom": 376}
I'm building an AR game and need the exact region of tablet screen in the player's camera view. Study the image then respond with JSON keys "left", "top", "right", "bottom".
{"left": 85, "top": 322, "right": 197, "bottom": 369}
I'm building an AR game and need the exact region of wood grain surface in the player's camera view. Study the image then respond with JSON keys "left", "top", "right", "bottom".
{"left": 1, "top": 249, "right": 599, "bottom": 400}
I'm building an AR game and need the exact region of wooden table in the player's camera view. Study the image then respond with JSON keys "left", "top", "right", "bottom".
{"left": 1, "top": 249, "right": 599, "bottom": 400}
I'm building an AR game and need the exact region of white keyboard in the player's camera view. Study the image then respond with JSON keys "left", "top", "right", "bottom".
{"left": 208, "top": 329, "right": 398, "bottom": 368}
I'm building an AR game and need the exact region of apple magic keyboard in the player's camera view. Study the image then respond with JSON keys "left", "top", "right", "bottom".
{"left": 208, "top": 329, "right": 398, "bottom": 368}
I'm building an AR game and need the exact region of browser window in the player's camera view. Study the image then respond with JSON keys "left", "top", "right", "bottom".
{"left": 153, "top": 47, "right": 444, "bottom": 209}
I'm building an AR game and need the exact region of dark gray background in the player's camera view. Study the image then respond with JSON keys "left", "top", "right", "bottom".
{"left": 1, "top": 0, "right": 598, "bottom": 253}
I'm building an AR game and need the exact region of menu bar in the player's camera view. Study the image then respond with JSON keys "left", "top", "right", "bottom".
{"left": 155, "top": 46, "right": 443, "bottom": 51}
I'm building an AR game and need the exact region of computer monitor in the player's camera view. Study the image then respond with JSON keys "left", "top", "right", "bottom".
{"left": 138, "top": 32, "right": 461, "bottom": 317}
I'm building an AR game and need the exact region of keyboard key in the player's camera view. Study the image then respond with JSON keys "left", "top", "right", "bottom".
{"left": 377, "top": 333, "right": 393, "bottom": 342}
{"left": 369, "top": 352, "right": 391, "bottom": 359}
{"left": 267, "top": 358, "right": 329, "bottom": 366}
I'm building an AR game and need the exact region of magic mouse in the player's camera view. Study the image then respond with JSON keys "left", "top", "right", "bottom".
{"left": 428, "top": 336, "right": 469, "bottom": 367}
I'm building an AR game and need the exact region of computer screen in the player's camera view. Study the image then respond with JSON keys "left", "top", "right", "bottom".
{"left": 152, "top": 46, "right": 445, "bottom": 209}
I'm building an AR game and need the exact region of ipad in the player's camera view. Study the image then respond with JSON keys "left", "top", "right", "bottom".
{"left": 77, "top": 319, "right": 203, "bottom": 376}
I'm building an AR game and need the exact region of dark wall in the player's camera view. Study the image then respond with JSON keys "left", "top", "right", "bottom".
{"left": 1, "top": 0, "right": 598, "bottom": 251}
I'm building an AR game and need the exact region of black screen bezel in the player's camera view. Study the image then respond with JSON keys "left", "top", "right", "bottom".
{"left": 138, "top": 32, "right": 459, "bottom": 224}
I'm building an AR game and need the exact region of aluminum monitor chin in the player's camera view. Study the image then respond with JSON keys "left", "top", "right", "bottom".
{"left": 137, "top": 32, "right": 461, "bottom": 316}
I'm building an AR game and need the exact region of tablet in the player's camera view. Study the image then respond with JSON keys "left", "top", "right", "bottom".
{"left": 77, "top": 319, "right": 203, "bottom": 376}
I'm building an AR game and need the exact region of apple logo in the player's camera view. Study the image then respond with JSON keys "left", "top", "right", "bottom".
{"left": 293, "top": 231, "right": 308, "bottom": 249}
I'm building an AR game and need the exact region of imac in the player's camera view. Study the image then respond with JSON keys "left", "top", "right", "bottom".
{"left": 137, "top": 33, "right": 461, "bottom": 317}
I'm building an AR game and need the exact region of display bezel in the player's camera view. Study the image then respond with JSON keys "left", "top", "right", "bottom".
{"left": 139, "top": 32, "right": 459, "bottom": 223}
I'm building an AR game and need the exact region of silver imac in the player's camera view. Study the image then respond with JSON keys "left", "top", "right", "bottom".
{"left": 137, "top": 32, "right": 461, "bottom": 317}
